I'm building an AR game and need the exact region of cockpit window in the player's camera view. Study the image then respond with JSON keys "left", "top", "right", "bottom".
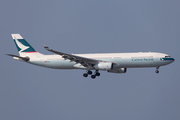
{"left": 165, "top": 56, "right": 171, "bottom": 58}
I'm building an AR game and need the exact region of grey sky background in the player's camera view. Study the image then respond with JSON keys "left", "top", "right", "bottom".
{"left": 1, "top": 0, "right": 180, "bottom": 120}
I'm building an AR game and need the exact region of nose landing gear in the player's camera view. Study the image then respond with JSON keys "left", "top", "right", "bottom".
{"left": 155, "top": 66, "right": 159, "bottom": 74}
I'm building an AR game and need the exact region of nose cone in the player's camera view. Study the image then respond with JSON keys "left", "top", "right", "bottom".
{"left": 168, "top": 58, "right": 175, "bottom": 62}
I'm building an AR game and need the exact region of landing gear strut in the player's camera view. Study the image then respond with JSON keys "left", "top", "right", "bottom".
{"left": 83, "top": 70, "right": 100, "bottom": 79}
{"left": 155, "top": 66, "right": 159, "bottom": 74}
{"left": 94, "top": 70, "right": 100, "bottom": 77}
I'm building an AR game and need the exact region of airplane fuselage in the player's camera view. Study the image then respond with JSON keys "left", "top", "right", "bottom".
{"left": 26, "top": 52, "right": 174, "bottom": 70}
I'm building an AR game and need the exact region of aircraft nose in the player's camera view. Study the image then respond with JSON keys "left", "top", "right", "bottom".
{"left": 168, "top": 57, "right": 175, "bottom": 63}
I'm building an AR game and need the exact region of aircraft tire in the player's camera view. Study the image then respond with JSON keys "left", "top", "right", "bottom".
{"left": 83, "top": 73, "right": 88, "bottom": 77}
{"left": 91, "top": 75, "right": 96, "bottom": 79}
{"left": 155, "top": 70, "right": 159, "bottom": 74}
{"left": 88, "top": 70, "right": 92, "bottom": 75}
{"left": 95, "top": 72, "right": 100, "bottom": 76}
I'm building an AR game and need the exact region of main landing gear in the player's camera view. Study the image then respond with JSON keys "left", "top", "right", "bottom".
{"left": 155, "top": 66, "right": 159, "bottom": 74}
{"left": 83, "top": 70, "right": 100, "bottom": 79}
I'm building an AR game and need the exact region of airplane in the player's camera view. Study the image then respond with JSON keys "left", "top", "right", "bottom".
{"left": 6, "top": 34, "right": 175, "bottom": 79}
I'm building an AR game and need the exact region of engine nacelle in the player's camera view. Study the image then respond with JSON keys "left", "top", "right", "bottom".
{"left": 94, "top": 62, "right": 113, "bottom": 70}
{"left": 107, "top": 68, "right": 127, "bottom": 73}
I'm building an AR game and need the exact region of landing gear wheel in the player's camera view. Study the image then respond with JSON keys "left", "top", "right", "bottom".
{"left": 95, "top": 72, "right": 100, "bottom": 76}
{"left": 91, "top": 75, "right": 96, "bottom": 79}
{"left": 94, "top": 70, "right": 100, "bottom": 77}
{"left": 83, "top": 73, "right": 88, "bottom": 77}
{"left": 83, "top": 70, "right": 100, "bottom": 79}
{"left": 155, "top": 70, "right": 159, "bottom": 74}
{"left": 87, "top": 70, "right": 92, "bottom": 75}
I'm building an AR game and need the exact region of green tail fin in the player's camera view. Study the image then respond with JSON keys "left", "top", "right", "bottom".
{"left": 11, "top": 34, "right": 37, "bottom": 53}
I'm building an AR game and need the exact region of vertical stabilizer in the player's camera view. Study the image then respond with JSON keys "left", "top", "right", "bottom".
{"left": 11, "top": 34, "right": 43, "bottom": 56}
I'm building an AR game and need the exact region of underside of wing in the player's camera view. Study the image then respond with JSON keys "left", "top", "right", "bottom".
{"left": 43, "top": 45, "right": 101, "bottom": 68}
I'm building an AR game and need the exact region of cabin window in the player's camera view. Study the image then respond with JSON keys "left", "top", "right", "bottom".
{"left": 165, "top": 56, "right": 171, "bottom": 58}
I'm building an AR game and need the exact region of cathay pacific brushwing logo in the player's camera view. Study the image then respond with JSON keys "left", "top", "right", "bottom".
{"left": 14, "top": 37, "right": 29, "bottom": 52}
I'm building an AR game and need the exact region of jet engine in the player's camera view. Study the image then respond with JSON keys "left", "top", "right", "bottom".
{"left": 94, "top": 62, "right": 113, "bottom": 70}
{"left": 107, "top": 68, "right": 127, "bottom": 73}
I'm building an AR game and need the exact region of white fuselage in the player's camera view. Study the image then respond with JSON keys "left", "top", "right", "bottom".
{"left": 24, "top": 52, "right": 174, "bottom": 70}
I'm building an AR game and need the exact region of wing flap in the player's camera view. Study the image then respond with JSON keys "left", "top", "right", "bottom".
{"left": 43, "top": 45, "right": 99, "bottom": 68}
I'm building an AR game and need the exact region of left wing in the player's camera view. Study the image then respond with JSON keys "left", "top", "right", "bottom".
{"left": 43, "top": 45, "right": 101, "bottom": 68}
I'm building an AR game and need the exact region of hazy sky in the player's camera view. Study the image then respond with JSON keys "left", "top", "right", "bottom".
{"left": 1, "top": 0, "right": 180, "bottom": 120}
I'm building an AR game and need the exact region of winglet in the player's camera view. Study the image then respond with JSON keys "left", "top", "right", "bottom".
{"left": 43, "top": 45, "right": 51, "bottom": 51}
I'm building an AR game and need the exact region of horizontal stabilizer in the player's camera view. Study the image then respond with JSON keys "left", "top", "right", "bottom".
{"left": 6, "top": 54, "right": 29, "bottom": 61}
